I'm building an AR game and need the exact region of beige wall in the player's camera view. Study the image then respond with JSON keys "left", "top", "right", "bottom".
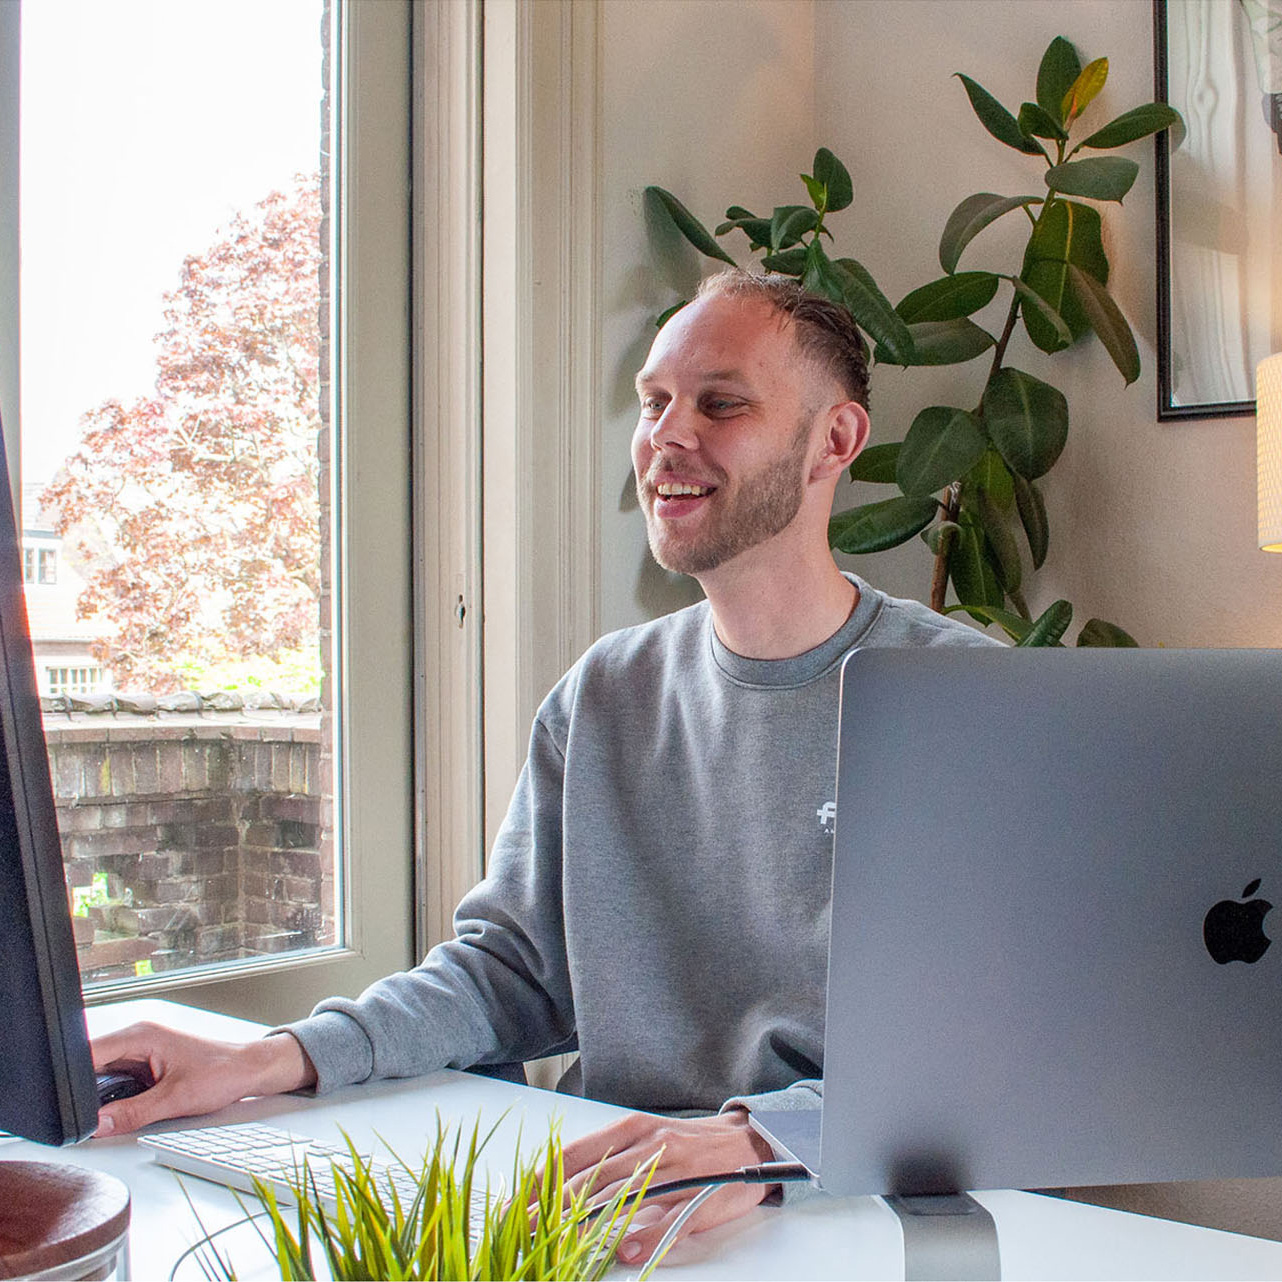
{"left": 592, "top": 0, "right": 1282, "bottom": 1240}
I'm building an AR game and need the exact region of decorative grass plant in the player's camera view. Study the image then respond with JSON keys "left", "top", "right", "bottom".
{"left": 184, "top": 1116, "right": 659, "bottom": 1281}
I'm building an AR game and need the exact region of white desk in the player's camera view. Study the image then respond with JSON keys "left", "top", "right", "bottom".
{"left": 7, "top": 1000, "right": 1282, "bottom": 1280}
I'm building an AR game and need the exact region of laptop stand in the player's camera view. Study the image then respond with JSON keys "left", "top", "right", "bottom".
{"left": 884, "top": 1192, "right": 1000, "bottom": 1281}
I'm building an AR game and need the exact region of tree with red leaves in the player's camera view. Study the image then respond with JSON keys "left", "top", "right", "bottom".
{"left": 43, "top": 174, "right": 323, "bottom": 692}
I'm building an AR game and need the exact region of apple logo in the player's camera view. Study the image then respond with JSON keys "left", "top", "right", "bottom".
{"left": 1203, "top": 879, "right": 1273, "bottom": 965}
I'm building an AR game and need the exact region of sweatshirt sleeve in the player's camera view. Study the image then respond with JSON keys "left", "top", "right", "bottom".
{"left": 278, "top": 712, "right": 576, "bottom": 1094}
{"left": 720, "top": 1079, "right": 823, "bottom": 1206}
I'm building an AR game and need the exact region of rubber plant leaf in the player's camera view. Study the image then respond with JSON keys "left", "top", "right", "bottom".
{"left": 1019, "top": 198, "right": 1108, "bottom": 352}
{"left": 943, "top": 602, "right": 1033, "bottom": 643}
{"left": 813, "top": 147, "right": 854, "bottom": 212}
{"left": 896, "top": 406, "right": 989, "bottom": 497}
{"left": 1067, "top": 263, "right": 1141, "bottom": 384}
{"left": 1036, "top": 36, "right": 1082, "bottom": 125}
{"left": 715, "top": 213, "right": 773, "bottom": 248}
{"left": 828, "top": 495, "right": 939, "bottom": 555}
{"left": 975, "top": 487, "right": 1022, "bottom": 593}
{"left": 939, "top": 192, "right": 1042, "bottom": 274}
{"left": 982, "top": 367, "right": 1069, "bottom": 480}
{"left": 877, "top": 318, "right": 994, "bottom": 367}
{"left": 1018, "top": 101, "right": 1067, "bottom": 141}
{"left": 849, "top": 441, "right": 901, "bottom": 484}
{"left": 1061, "top": 57, "right": 1109, "bottom": 125}
{"left": 1016, "top": 598, "right": 1073, "bottom": 646}
{"left": 1077, "top": 618, "right": 1139, "bottom": 647}
{"left": 965, "top": 446, "right": 1015, "bottom": 512}
{"left": 896, "top": 272, "right": 1000, "bottom": 323}
{"left": 1079, "top": 102, "right": 1183, "bottom": 149}
{"left": 770, "top": 204, "right": 820, "bottom": 251}
{"left": 801, "top": 173, "right": 827, "bottom": 210}
{"left": 831, "top": 256, "right": 916, "bottom": 365}
{"left": 1045, "top": 156, "right": 1139, "bottom": 202}
{"left": 646, "top": 186, "right": 737, "bottom": 265}
{"left": 956, "top": 73, "right": 1045, "bottom": 155}
{"left": 1013, "top": 474, "right": 1050, "bottom": 569}
{"left": 949, "top": 508, "right": 1005, "bottom": 610}
{"left": 1006, "top": 276, "right": 1072, "bottom": 347}
{"left": 761, "top": 247, "right": 808, "bottom": 275}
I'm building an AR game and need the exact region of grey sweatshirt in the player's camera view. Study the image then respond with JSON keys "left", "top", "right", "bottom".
{"left": 283, "top": 575, "right": 999, "bottom": 1116}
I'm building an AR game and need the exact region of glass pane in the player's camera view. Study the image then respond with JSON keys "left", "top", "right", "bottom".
{"left": 20, "top": 0, "right": 338, "bottom": 989}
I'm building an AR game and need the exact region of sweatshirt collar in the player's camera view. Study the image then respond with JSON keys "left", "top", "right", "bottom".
{"left": 708, "top": 573, "right": 884, "bottom": 689}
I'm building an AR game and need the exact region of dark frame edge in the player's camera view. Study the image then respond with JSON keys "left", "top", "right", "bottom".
{"left": 1153, "top": 0, "right": 1259, "bottom": 422}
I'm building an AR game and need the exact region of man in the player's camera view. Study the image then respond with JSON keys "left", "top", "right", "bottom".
{"left": 91, "top": 269, "right": 998, "bottom": 1261}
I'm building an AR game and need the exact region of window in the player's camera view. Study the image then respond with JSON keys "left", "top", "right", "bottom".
{"left": 45, "top": 666, "right": 103, "bottom": 697}
{"left": 7, "top": 0, "right": 416, "bottom": 1021}
{"left": 21, "top": 544, "right": 55, "bottom": 583}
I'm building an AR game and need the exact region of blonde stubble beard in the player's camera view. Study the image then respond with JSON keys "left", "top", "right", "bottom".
{"left": 638, "top": 417, "right": 815, "bottom": 578}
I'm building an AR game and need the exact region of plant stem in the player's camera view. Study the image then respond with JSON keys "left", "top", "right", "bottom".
{"left": 987, "top": 292, "right": 1022, "bottom": 384}
{"left": 927, "top": 277, "right": 1026, "bottom": 614}
{"left": 929, "top": 482, "right": 963, "bottom": 612}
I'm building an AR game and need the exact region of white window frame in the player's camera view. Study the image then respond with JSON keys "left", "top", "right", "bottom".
{"left": 3, "top": 0, "right": 422, "bottom": 1025}
{"left": 480, "top": 0, "right": 603, "bottom": 855}
{"left": 2, "top": 0, "right": 605, "bottom": 1026}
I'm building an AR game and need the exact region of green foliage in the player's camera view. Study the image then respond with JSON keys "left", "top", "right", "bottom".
{"left": 829, "top": 495, "right": 939, "bottom": 555}
{"left": 897, "top": 408, "right": 987, "bottom": 497}
{"left": 189, "top": 1116, "right": 659, "bottom": 1281}
{"left": 646, "top": 37, "right": 1179, "bottom": 646}
{"left": 172, "top": 648, "right": 323, "bottom": 698}
{"left": 645, "top": 148, "right": 913, "bottom": 363}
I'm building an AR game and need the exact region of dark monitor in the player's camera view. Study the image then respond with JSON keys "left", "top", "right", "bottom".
{"left": 0, "top": 419, "right": 98, "bottom": 1145}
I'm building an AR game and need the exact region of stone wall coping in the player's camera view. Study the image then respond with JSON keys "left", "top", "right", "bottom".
{"left": 43, "top": 715, "right": 321, "bottom": 745}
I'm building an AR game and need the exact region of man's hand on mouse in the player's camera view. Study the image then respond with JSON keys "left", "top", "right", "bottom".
{"left": 555, "top": 1107, "right": 776, "bottom": 1265}
{"left": 90, "top": 1023, "right": 317, "bottom": 1135}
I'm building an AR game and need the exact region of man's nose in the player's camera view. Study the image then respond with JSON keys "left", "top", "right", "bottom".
{"left": 648, "top": 401, "right": 699, "bottom": 452}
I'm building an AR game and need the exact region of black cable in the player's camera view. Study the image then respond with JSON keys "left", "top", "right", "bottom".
{"left": 586, "top": 1160, "right": 811, "bottom": 1219}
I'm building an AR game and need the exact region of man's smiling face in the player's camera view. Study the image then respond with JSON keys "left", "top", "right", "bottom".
{"left": 632, "top": 291, "right": 833, "bottom": 579}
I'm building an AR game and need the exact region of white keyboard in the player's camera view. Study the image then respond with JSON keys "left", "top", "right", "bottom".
{"left": 139, "top": 1121, "right": 457, "bottom": 1213}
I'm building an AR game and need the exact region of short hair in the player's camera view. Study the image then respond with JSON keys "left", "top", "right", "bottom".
{"left": 694, "top": 268, "right": 870, "bottom": 410}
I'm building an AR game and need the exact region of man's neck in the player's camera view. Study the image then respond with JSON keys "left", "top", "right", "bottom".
{"left": 700, "top": 552, "right": 858, "bottom": 660}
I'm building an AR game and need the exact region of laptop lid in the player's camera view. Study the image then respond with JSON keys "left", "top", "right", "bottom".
{"left": 817, "top": 646, "right": 1282, "bottom": 1198}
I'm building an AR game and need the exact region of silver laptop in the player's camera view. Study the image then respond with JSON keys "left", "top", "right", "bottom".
{"left": 753, "top": 646, "right": 1282, "bottom": 1197}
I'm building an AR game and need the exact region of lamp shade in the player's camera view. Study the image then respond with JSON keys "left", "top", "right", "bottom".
{"left": 1258, "top": 353, "right": 1282, "bottom": 551}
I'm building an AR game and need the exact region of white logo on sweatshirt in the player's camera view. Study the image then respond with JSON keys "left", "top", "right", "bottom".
{"left": 817, "top": 800, "right": 836, "bottom": 834}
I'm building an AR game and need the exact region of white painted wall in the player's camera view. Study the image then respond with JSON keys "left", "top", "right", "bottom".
{"left": 597, "top": 0, "right": 815, "bottom": 633}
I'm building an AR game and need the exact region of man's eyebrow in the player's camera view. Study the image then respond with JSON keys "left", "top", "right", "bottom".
{"left": 634, "top": 368, "right": 753, "bottom": 392}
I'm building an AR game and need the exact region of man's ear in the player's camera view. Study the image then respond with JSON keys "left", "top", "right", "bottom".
{"left": 810, "top": 401, "right": 871, "bottom": 481}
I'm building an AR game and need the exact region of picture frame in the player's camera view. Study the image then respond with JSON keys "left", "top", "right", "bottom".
{"left": 1153, "top": 0, "right": 1281, "bottom": 420}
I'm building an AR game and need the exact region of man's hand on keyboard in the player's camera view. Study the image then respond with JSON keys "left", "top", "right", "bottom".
{"left": 91, "top": 1023, "right": 318, "bottom": 1135}
{"left": 556, "top": 1107, "right": 774, "bottom": 1265}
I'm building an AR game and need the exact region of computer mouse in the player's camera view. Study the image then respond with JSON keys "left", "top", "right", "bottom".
{"left": 96, "top": 1061, "right": 156, "bottom": 1105}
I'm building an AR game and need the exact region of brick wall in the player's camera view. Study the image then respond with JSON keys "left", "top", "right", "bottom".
{"left": 49, "top": 716, "right": 331, "bottom": 984}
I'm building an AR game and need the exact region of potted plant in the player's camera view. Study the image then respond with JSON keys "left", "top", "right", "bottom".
{"left": 648, "top": 36, "right": 1181, "bottom": 647}
{"left": 181, "top": 1116, "right": 658, "bottom": 1281}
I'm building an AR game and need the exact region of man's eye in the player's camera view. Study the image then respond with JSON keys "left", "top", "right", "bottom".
{"left": 704, "top": 398, "right": 741, "bottom": 414}
{"left": 640, "top": 397, "right": 666, "bottom": 416}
